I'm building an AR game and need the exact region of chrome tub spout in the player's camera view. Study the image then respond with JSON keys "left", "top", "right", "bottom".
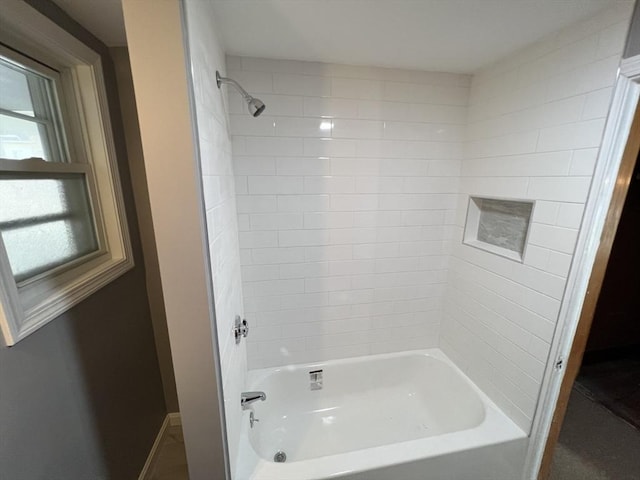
{"left": 241, "top": 391, "right": 266, "bottom": 408}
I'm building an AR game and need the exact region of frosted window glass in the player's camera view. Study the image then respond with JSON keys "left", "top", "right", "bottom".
{"left": 0, "top": 175, "right": 99, "bottom": 282}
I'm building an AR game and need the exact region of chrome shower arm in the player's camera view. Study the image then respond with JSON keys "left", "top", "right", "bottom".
{"left": 216, "top": 70, "right": 266, "bottom": 117}
{"left": 216, "top": 71, "right": 251, "bottom": 100}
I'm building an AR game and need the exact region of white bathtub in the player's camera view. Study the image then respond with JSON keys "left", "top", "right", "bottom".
{"left": 235, "top": 349, "right": 528, "bottom": 480}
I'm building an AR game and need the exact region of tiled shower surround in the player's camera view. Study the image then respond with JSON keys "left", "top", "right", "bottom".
{"left": 226, "top": 4, "right": 632, "bottom": 432}
{"left": 228, "top": 58, "right": 468, "bottom": 369}
{"left": 443, "top": 4, "right": 632, "bottom": 430}
{"left": 184, "top": 0, "right": 246, "bottom": 470}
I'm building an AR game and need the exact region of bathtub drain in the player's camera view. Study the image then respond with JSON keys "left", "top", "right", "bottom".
{"left": 274, "top": 451, "right": 287, "bottom": 463}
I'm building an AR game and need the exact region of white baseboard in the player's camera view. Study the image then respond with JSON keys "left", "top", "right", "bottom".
{"left": 167, "top": 412, "right": 182, "bottom": 426}
{"left": 138, "top": 412, "right": 182, "bottom": 480}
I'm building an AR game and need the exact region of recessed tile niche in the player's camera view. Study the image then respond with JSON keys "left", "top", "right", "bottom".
{"left": 463, "top": 197, "right": 534, "bottom": 262}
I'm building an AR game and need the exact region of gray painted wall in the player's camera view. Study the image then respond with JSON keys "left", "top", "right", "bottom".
{"left": 0, "top": 1, "right": 167, "bottom": 479}
{"left": 624, "top": 0, "right": 640, "bottom": 58}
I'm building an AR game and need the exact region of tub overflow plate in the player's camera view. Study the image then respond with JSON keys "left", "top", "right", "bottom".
{"left": 309, "top": 369, "right": 323, "bottom": 390}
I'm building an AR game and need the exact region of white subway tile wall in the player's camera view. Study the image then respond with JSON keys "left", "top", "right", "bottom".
{"left": 228, "top": 56, "right": 469, "bottom": 370}
{"left": 441, "top": 4, "right": 632, "bottom": 432}
{"left": 184, "top": 1, "right": 246, "bottom": 471}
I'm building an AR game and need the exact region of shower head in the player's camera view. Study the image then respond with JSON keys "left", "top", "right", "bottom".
{"left": 216, "top": 70, "right": 266, "bottom": 117}
{"left": 247, "top": 97, "right": 266, "bottom": 117}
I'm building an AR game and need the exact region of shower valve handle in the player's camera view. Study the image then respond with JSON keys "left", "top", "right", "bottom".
{"left": 234, "top": 315, "right": 249, "bottom": 344}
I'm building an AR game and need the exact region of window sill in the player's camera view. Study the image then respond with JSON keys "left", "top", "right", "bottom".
{"left": 3, "top": 255, "right": 134, "bottom": 344}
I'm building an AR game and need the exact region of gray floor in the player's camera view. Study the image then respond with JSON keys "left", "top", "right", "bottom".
{"left": 549, "top": 388, "right": 640, "bottom": 480}
{"left": 576, "top": 350, "right": 640, "bottom": 431}
{"left": 148, "top": 425, "right": 188, "bottom": 480}
{"left": 150, "top": 390, "right": 640, "bottom": 479}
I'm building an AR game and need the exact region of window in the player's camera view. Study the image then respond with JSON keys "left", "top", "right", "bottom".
{"left": 0, "top": 54, "right": 65, "bottom": 162}
{"left": 0, "top": 52, "right": 104, "bottom": 283}
{"left": 0, "top": 5, "right": 133, "bottom": 345}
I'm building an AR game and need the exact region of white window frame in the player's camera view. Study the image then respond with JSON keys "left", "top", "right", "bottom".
{"left": 0, "top": 2, "right": 133, "bottom": 345}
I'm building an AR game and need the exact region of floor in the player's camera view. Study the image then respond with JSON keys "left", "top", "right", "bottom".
{"left": 148, "top": 425, "right": 188, "bottom": 480}
{"left": 149, "top": 389, "right": 640, "bottom": 480}
{"left": 548, "top": 349, "right": 640, "bottom": 479}
{"left": 576, "top": 348, "right": 640, "bottom": 430}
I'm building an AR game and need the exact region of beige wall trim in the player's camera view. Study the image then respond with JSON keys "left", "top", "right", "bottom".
{"left": 122, "top": 0, "right": 228, "bottom": 478}
{"left": 110, "top": 46, "right": 179, "bottom": 412}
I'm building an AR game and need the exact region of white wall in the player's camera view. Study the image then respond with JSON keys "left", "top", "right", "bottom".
{"left": 441, "top": 4, "right": 633, "bottom": 432}
{"left": 183, "top": 1, "right": 246, "bottom": 473}
{"left": 623, "top": 0, "right": 640, "bottom": 58}
{"left": 228, "top": 56, "right": 469, "bottom": 369}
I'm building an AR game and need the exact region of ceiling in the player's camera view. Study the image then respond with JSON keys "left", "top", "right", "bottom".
{"left": 52, "top": 0, "right": 629, "bottom": 73}
{"left": 52, "top": 0, "right": 126, "bottom": 47}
